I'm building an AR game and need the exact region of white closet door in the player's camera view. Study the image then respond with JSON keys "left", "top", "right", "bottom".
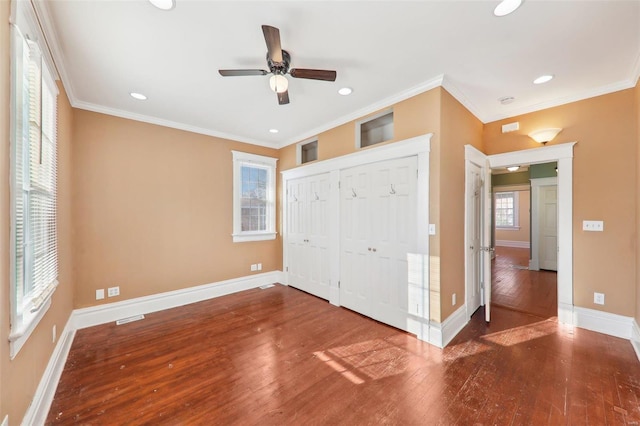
{"left": 286, "top": 178, "right": 309, "bottom": 292}
{"left": 340, "top": 156, "right": 417, "bottom": 331}
{"left": 339, "top": 164, "right": 372, "bottom": 315}
{"left": 306, "top": 174, "right": 331, "bottom": 299}
{"left": 286, "top": 174, "right": 331, "bottom": 300}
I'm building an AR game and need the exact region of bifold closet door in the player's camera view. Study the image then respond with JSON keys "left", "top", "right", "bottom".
{"left": 285, "top": 174, "right": 331, "bottom": 300}
{"left": 340, "top": 156, "right": 417, "bottom": 331}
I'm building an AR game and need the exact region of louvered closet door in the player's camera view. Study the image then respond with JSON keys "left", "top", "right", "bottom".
{"left": 340, "top": 156, "right": 417, "bottom": 331}
{"left": 286, "top": 174, "right": 331, "bottom": 300}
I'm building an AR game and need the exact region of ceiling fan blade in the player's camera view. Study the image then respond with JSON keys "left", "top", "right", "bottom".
{"left": 290, "top": 68, "right": 337, "bottom": 82}
{"left": 278, "top": 90, "right": 290, "bottom": 105}
{"left": 262, "top": 25, "right": 283, "bottom": 63}
{"left": 219, "top": 69, "right": 269, "bottom": 77}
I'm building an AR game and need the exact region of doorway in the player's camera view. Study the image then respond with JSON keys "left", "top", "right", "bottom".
{"left": 464, "top": 142, "right": 575, "bottom": 324}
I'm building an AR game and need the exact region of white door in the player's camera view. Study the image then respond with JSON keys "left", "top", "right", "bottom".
{"left": 464, "top": 147, "right": 492, "bottom": 322}
{"left": 340, "top": 156, "right": 417, "bottom": 331}
{"left": 465, "top": 162, "right": 483, "bottom": 315}
{"left": 286, "top": 174, "right": 331, "bottom": 300}
{"left": 539, "top": 185, "right": 558, "bottom": 271}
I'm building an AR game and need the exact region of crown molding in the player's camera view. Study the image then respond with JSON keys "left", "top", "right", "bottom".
{"left": 72, "top": 100, "right": 279, "bottom": 148}
{"left": 631, "top": 51, "right": 640, "bottom": 87}
{"left": 483, "top": 78, "right": 636, "bottom": 124}
{"left": 440, "top": 75, "right": 484, "bottom": 123}
{"left": 277, "top": 75, "right": 445, "bottom": 148}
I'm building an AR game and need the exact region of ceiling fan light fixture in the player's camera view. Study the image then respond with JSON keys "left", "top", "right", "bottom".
{"left": 149, "top": 0, "right": 175, "bottom": 10}
{"left": 493, "top": 0, "right": 522, "bottom": 17}
{"left": 269, "top": 74, "right": 289, "bottom": 94}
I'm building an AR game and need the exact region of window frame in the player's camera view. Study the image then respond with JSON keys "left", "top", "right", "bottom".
{"left": 231, "top": 151, "right": 278, "bottom": 243}
{"left": 494, "top": 190, "right": 520, "bottom": 230}
{"left": 9, "top": 0, "right": 60, "bottom": 359}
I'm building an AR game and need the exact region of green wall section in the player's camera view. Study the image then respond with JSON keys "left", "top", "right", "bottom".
{"left": 529, "top": 162, "right": 558, "bottom": 179}
{"left": 492, "top": 170, "right": 530, "bottom": 187}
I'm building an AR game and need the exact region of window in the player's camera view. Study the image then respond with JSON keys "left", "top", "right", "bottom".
{"left": 495, "top": 191, "right": 519, "bottom": 228}
{"left": 9, "top": 2, "right": 59, "bottom": 358}
{"left": 232, "top": 151, "right": 277, "bottom": 242}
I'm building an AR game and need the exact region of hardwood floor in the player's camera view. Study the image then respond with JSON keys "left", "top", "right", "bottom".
{"left": 47, "top": 284, "right": 640, "bottom": 425}
{"left": 492, "top": 246, "right": 557, "bottom": 319}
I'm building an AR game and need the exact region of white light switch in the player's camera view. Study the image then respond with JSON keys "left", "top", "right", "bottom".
{"left": 583, "top": 220, "right": 604, "bottom": 232}
{"left": 429, "top": 224, "right": 436, "bottom": 235}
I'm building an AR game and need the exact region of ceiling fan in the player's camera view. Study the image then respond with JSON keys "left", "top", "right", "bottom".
{"left": 218, "top": 25, "right": 337, "bottom": 105}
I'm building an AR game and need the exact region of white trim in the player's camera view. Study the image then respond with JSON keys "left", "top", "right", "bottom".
{"left": 72, "top": 271, "right": 284, "bottom": 330}
{"left": 489, "top": 142, "right": 575, "bottom": 325}
{"left": 631, "top": 51, "right": 640, "bottom": 88}
{"left": 9, "top": 299, "right": 52, "bottom": 359}
{"left": 428, "top": 305, "right": 468, "bottom": 348}
{"left": 573, "top": 307, "right": 635, "bottom": 340}
{"left": 21, "top": 319, "right": 76, "bottom": 426}
{"left": 495, "top": 240, "right": 530, "bottom": 249}
{"left": 441, "top": 75, "right": 483, "bottom": 123}
{"left": 281, "top": 76, "right": 444, "bottom": 148}
{"left": 632, "top": 320, "right": 640, "bottom": 362}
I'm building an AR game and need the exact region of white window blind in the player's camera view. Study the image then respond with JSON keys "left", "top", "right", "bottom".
{"left": 9, "top": 16, "right": 59, "bottom": 358}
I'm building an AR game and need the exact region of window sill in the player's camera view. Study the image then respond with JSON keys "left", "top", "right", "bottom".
{"left": 496, "top": 226, "right": 521, "bottom": 231}
{"left": 232, "top": 232, "right": 277, "bottom": 243}
{"left": 8, "top": 297, "right": 53, "bottom": 359}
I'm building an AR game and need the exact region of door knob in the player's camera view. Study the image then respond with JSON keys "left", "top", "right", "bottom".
{"left": 372, "top": 248, "right": 377, "bottom": 252}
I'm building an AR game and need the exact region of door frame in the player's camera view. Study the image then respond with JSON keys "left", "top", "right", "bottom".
{"left": 485, "top": 142, "right": 576, "bottom": 325}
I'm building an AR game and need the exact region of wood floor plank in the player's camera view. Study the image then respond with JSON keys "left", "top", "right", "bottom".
{"left": 47, "top": 284, "right": 640, "bottom": 425}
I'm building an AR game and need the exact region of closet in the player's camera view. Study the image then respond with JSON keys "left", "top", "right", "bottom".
{"left": 282, "top": 134, "right": 431, "bottom": 339}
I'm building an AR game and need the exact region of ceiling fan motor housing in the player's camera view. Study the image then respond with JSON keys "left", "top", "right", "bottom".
{"left": 268, "top": 50, "right": 291, "bottom": 75}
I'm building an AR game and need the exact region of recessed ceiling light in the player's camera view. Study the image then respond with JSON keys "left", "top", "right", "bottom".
{"left": 498, "top": 96, "right": 515, "bottom": 105}
{"left": 493, "top": 0, "right": 522, "bottom": 16}
{"left": 130, "top": 92, "right": 147, "bottom": 100}
{"left": 149, "top": 0, "right": 175, "bottom": 10}
{"left": 338, "top": 87, "right": 353, "bottom": 96}
{"left": 533, "top": 74, "right": 554, "bottom": 85}
{"left": 269, "top": 129, "right": 279, "bottom": 134}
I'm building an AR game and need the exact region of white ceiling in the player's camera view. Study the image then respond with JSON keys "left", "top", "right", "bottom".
{"left": 36, "top": 0, "right": 640, "bottom": 149}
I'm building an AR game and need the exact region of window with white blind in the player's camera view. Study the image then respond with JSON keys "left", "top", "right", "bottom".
{"left": 9, "top": 2, "right": 59, "bottom": 358}
{"left": 232, "top": 151, "right": 277, "bottom": 242}
{"left": 495, "top": 191, "right": 519, "bottom": 229}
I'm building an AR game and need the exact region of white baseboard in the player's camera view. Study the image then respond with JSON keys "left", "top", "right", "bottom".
{"left": 496, "top": 239, "right": 530, "bottom": 249}
{"left": 631, "top": 320, "right": 640, "bottom": 362}
{"left": 72, "top": 271, "right": 284, "bottom": 330}
{"left": 21, "top": 318, "right": 76, "bottom": 426}
{"left": 558, "top": 302, "right": 574, "bottom": 326}
{"left": 428, "top": 304, "right": 468, "bottom": 348}
{"left": 573, "top": 306, "right": 634, "bottom": 340}
{"left": 24, "top": 271, "right": 284, "bottom": 426}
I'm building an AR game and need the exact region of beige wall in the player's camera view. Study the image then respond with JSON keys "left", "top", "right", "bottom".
{"left": 437, "top": 89, "right": 484, "bottom": 320}
{"left": 495, "top": 190, "right": 531, "bottom": 244}
{"left": 0, "top": 0, "right": 76, "bottom": 421}
{"left": 483, "top": 89, "right": 638, "bottom": 317}
{"left": 72, "top": 111, "right": 281, "bottom": 307}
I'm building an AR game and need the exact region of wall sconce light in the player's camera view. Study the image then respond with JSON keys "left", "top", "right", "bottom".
{"left": 507, "top": 166, "right": 520, "bottom": 172}
{"left": 528, "top": 128, "right": 562, "bottom": 145}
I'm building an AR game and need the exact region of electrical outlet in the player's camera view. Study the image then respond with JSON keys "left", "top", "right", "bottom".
{"left": 107, "top": 286, "right": 120, "bottom": 297}
{"left": 452, "top": 293, "right": 456, "bottom": 306}
{"left": 96, "top": 289, "right": 105, "bottom": 300}
{"left": 250, "top": 264, "right": 258, "bottom": 272}
{"left": 594, "top": 292, "right": 605, "bottom": 305}
{"left": 257, "top": 263, "right": 262, "bottom": 271}
{"left": 52, "top": 325, "right": 57, "bottom": 343}
{"left": 583, "top": 220, "right": 604, "bottom": 232}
